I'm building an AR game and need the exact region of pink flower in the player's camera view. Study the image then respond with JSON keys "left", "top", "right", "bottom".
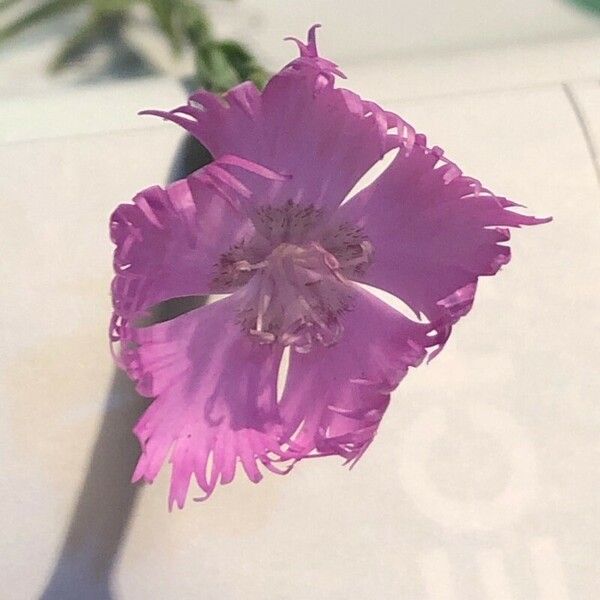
{"left": 110, "top": 25, "right": 550, "bottom": 509}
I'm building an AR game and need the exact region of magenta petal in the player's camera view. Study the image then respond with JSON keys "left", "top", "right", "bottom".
{"left": 140, "top": 27, "right": 416, "bottom": 213}
{"left": 279, "top": 286, "right": 433, "bottom": 465}
{"left": 110, "top": 171, "right": 253, "bottom": 326}
{"left": 111, "top": 26, "right": 551, "bottom": 509}
{"left": 337, "top": 141, "right": 551, "bottom": 351}
{"left": 186, "top": 153, "right": 291, "bottom": 221}
{"left": 122, "top": 294, "right": 287, "bottom": 509}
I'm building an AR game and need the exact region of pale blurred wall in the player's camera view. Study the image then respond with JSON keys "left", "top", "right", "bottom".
{"left": 214, "top": 0, "right": 600, "bottom": 66}
{"left": 0, "top": 0, "right": 599, "bottom": 97}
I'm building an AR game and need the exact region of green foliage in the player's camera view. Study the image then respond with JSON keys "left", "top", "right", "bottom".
{"left": 0, "top": 0, "right": 268, "bottom": 91}
{"left": 0, "top": 0, "right": 87, "bottom": 42}
{"left": 570, "top": 0, "right": 600, "bottom": 12}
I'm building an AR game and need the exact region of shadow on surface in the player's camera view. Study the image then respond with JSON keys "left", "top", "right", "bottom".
{"left": 39, "top": 371, "right": 145, "bottom": 600}
{"left": 39, "top": 135, "right": 211, "bottom": 599}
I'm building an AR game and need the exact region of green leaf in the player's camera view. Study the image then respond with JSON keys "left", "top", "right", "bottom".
{"left": 49, "top": 14, "right": 102, "bottom": 73}
{"left": 146, "top": 0, "right": 184, "bottom": 54}
{"left": 92, "top": 0, "right": 134, "bottom": 12}
{"left": 0, "top": 0, "right": 24, "bottom": 12}
{"left": 0, "top": 0, "right": 270, "bottom": 90}
{"left": 0, "top": 0, "right": 86, "bottom": 43}
{"left": 182, "top": 4, "right": 210, "bottom": 47}
{"left": 569, "top": 0, "right": 600, "bottom": 12}
{"left": 193, "top": 41, "right": 237, "bottom": 91}
{"left": 217, "top": 40, "right": 269, "bottom": 89}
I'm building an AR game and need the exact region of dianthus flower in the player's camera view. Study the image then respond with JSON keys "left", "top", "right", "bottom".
{"left": 110, "top": 26, "right": 549, "bottom": 509}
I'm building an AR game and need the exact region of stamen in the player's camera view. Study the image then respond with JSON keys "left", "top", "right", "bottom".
{"left": 252, "top": 199, "right": 324, "bottom": 244}
{"left": 320, "top": 223, "right": 373, "bottom": 278}
{"left": 212, "top": 240, "right": 269, "bottom": 291}
{"left": 214, "top": 201, "right": 373, "bottom": 351}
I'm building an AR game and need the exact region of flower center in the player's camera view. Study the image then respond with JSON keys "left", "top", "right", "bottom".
{"left": 238, "top": 241, "right": 353, "bottom": 352}
{"left": 214, "top": 202, "right": 373, "bottom": 351}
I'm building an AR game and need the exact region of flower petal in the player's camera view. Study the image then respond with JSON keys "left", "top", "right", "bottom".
{"left": 110, "top": 166, "right": 254, "bottom": 327}
{"left": 337, "top": 139, "right": 551, "bottom": 352}
{"left": 140, "top": 26, "right": 416, "bottom": 213}
{"left": 121, "top": 294, "right": 287, "bottom": 509}
{"left": 279, "top": 286, "right": 433, "bottom": 465}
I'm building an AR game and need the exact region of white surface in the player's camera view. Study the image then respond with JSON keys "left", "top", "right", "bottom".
{"left": 0, "top": 78, "right": 183, "bottom": 144}
{"left": 228, "top": 0, "right": 600, "bottom": 64}
{"left": 1, "top": 28, "right": 600, "bottom": 600}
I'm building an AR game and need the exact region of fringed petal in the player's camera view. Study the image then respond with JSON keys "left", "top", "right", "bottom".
{"left": 110, "top": 173, "right": 251, "bottom": 324}
{"left": 278, "top": 286, "right": 434, "bottom": 466}
{"left": 121, "top": 294, "right": 292, "bottom": 509}
{"left": 140, "top": 26, "right": 418, "bottom": 214}
{"left": 336, "top": 140, "right": 551, "bottom": 355}
{"left": 110, "top": 25, "right": 551, "bottom": 510}
{"left": 110, "top": 152, "right": 283, "bottom": 348}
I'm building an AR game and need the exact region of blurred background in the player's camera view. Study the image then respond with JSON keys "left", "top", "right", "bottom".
{"left": 1, "top": 1, "right": 599, "bottom": 600}
{"left": 1, "top": 0, "right": 600, "bottom": 96}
